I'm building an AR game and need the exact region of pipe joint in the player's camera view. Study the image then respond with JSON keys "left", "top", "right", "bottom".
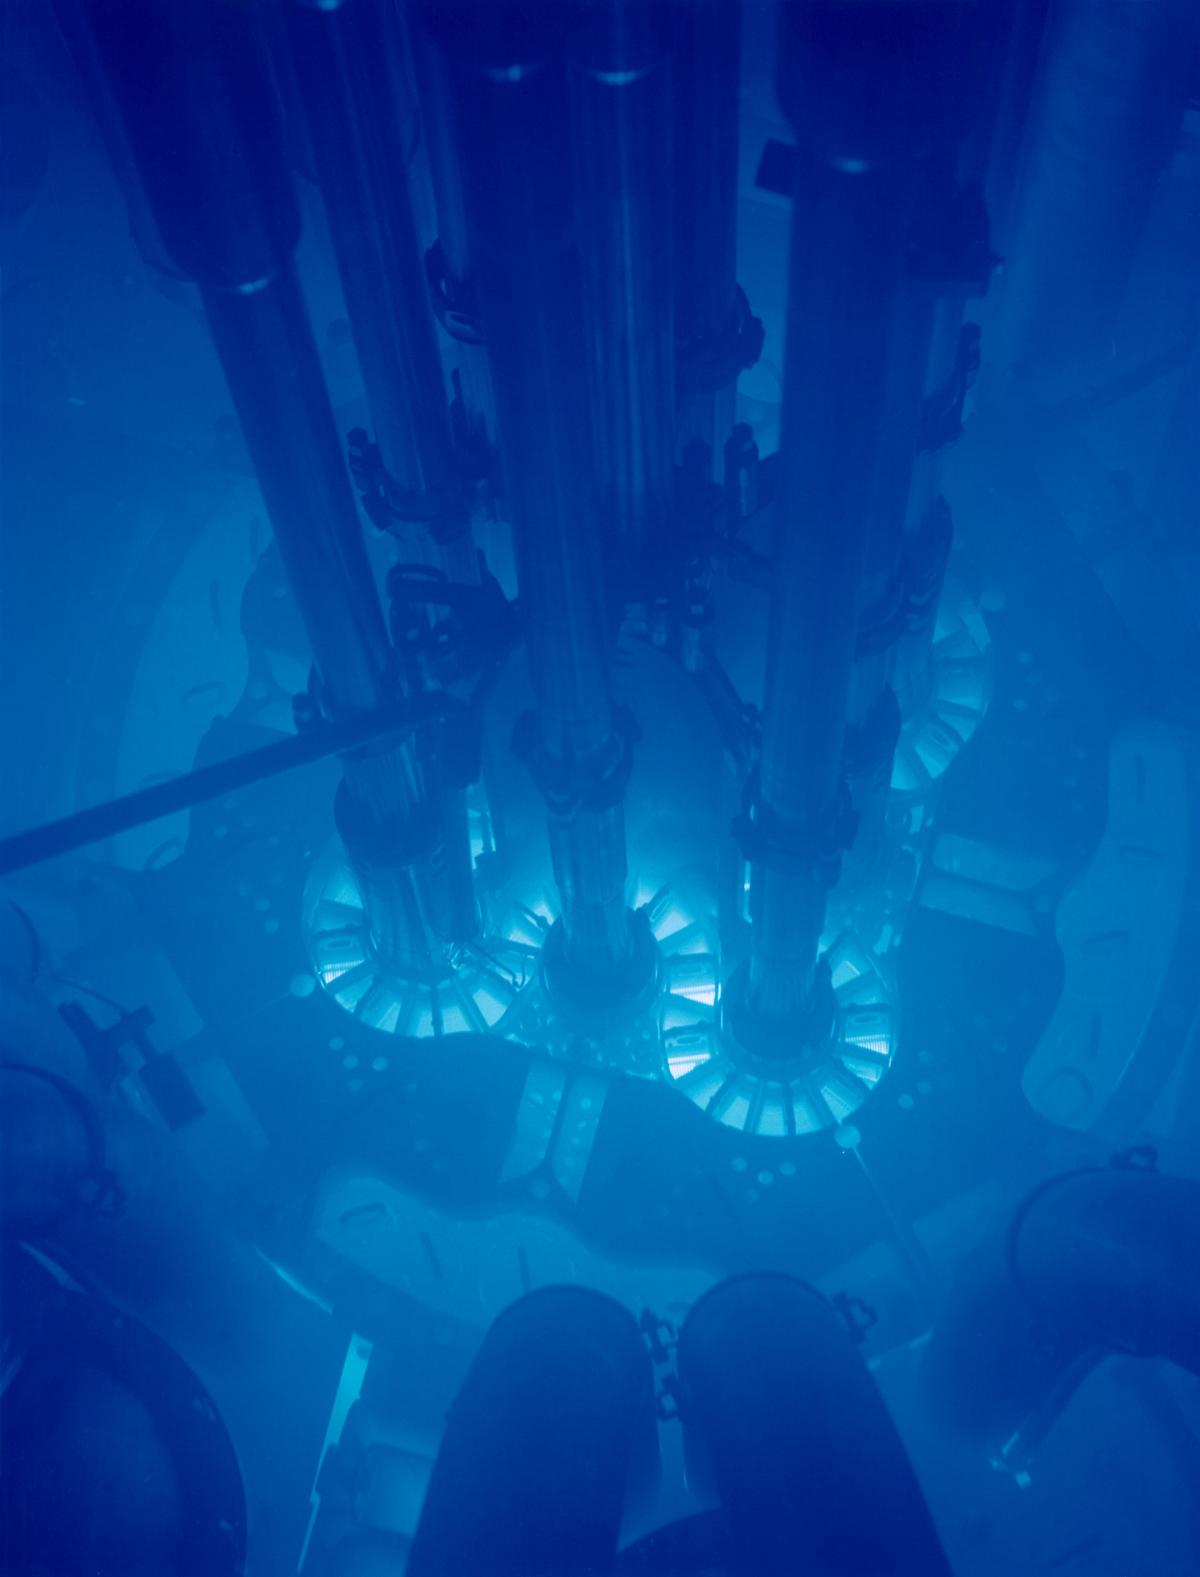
{"left": 425, "top": 239, "right": 486, "bottom": 347}
{"left": 732, "top": 772, "right": 857, "bottom": 889}
{"left": 676, "top": 285, "right": 765, "bottom": 404}
{"left": 918, "top": 323, "right": 981, "bottom": 454}
{"left": 513, "top": 707, "right": 640, "bottom": 823}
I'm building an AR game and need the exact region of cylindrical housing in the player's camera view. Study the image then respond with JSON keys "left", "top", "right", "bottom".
{"left": 65, "top": 0, "right": 300, "bottom": 291}
{"left": 677, "top": 1274, "right": 951, "bottom": 1576}
{"left": 568, "top": 1, "right": 676, "bottom": 609}
{"left": 923, "top": 1166, "right": 1200, "bottom": 1446}
{"left": 747, "top": 162, "right": 912, "bottom": 1024}
{"left": 423, "top": 5, "right": 612, "bottom": 762}
{"left": 997, "top": 0, "right": 1196, "bottom": 382}
{"left": 64, "top": 0, "right": 392, "bottom": 724}
{"left": 673, "top": 0, "right": 742, "bottom": 467}
{"left": 421, "top": 2, "right": 636, "bottom": 977}
{"left": 408, "top": 1287, "right": 658, "bottom": 1577}
{"left": 745, "top": 0, "right": 964, "bottom": 1029}
{"left": 204, "top": 275, "right": 394, "bottom": 718}
{"left": 64, "top": 0, "right": 439, "bottom": 891}
{"left": 286, "top": 0, "right": 461, "bottom": 522}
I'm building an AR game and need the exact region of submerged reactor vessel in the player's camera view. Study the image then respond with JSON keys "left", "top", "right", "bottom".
{"left": 2, "top": 0, "right": 1199, "bottom": 1572}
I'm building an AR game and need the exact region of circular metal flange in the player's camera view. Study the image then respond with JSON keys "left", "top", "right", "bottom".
{"left": 304, "top": 839, "right": 542, "bottom": 1037}
{"left": 661, "top": 930, "right": 897, "bottom": 1137}
{"left": 499, "top": 880, "right": 722, "bottom": 1080}
{"left": 891, "top": 576, "right": 993, "bottom": 800}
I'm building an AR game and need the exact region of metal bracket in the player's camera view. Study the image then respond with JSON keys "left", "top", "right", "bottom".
{"left": 731, "top": 769, "right": 858, "bottom": 887}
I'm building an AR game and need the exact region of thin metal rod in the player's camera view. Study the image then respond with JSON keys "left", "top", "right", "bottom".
{"left": 0, "top": 701, "right": 447, "bottom": 878}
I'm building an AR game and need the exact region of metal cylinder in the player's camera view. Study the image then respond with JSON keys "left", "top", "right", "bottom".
{"left": 421, "top": 1, "right": 636, "bottom": 979}
{"left": 65, "top": 0, "right": 391, "bottom": 723}
{"left": 747, "top": 162, "right": 912, "bottom": 1026}
{"left": 567, "top": 1, "right": 676, "bottom": 611}
{"left": 673, "top": 0, "right": 742, "bottom": 469}
{"left": 997, "top": 0, "right": 1196, "bottom": 383}
{"left": 408, "top": 1287, "right": 658, "bottom": 1577}
{"left": 677, "top": 1274, "right": 952, "bottom": 1577}
{"left": 202, "top": 274, "right": 396, "bottom": 720}
{"left": 744, "top": 0, "right": 965, "bottom": 1031}
{"left": 409, "top": 24, "right": 501, "bottom": 481}
{"left": 63, "top": 0, "right": 446, "bottom": 940}
{"left": 285, "top": 0, "right": 462, "bottom": 532}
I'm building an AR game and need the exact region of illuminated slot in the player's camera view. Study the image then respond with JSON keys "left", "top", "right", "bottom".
{"left": 843, "top": 1053, "right": 887, "bottom": 1085}
{"left": 662, "top": 992, "right": 715, "bottom": 1032}
{"left": 665, "top": 955, "right": 718, "bottom": 1005}
{"left": 678, "top": 1064, "right": 726, "bottom": 1109}
{"left": 666, "top": 1034, "right": 714, "bottom": 1078}
{"left": 330, "top": 969, "right": 374, "bottom": 1009}
{"left": 819, "top": 1076, "right": 862, "bottom": 1123}
{"left": 714, "top": 1086, "right": 752, "bottom": 1132}
{"left": 652, "top": 903, "right": 694, "bottom": 943}
{"left": 471, "top": 984, "right": 510, "bottom": 1027}
{"left": 756, "top": 1089, "right": 789, "bottom": 1137}
{"left": 829, "top": 954, "right": 862, "bottom": 991}
{"left": 790, "top": 1091, "right": 825, "bottom": 1136}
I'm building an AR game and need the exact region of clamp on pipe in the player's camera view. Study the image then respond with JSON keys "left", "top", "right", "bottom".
{"left": 731, "top": 770, "right": 857, "bottom": 890}
{"left": 512, "top": 707, "right": 641, "bottom": 825}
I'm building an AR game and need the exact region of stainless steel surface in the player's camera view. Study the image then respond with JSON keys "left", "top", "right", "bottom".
{"left": 568, "top": 2, "right": 675, "bottom": 608}
{"left": 286, "top": 0, "right": 460, "bottom": 520}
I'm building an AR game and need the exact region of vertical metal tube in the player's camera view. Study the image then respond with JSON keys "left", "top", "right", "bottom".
{"left": 743, "top": 0, "right": 962, "bottom": 1035}
{"left": 673, "top": 0, "right": 743, "bottom": 471}
{"left": 61, "top": 0, "right": 436, "bottom": 892}
{"left": 997, "top": 0, "right": 1196, "bottom": 383}
{"left": 285, "top": 0, "right": 465, "bottom": 548}
{"left": 201, "top": 274, "right": 394, "bottom": 721}
{"left": 410, "top": 27, "right": 501, "bottom": 485}
{"left": 747, "top": 167, "right": 912, "bottom": 1027}
{"left": 420, "top": 3, "right": 635, "bottom": 981}
{"left": 567, "top": 1, "right": 676, "bottom": 614}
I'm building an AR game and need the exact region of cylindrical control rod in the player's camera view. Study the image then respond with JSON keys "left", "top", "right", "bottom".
{"left": 567, "top": 0, "right": 676, "bottom": 614}
{"left": 744, "top": 0, "right": 963, "bottom": 1034}
{"left": 285, "top": 0, "right": 465, "bottom": 549}
{"left": 673, "top": 0, "right": 743, "bottom": 471}
{"left": 61, "top": 0, "right": 432, "bottom": 854}
{"left": 421, "top": 1, "right": 636, "bottom": 981}
{"left": 996, "top": 0, "right": 1196, "bottom": 385}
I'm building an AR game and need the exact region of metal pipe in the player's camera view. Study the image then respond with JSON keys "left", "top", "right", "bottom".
{"left": 202, "top": 275, "right": 398, "bottom": 721}
{"left": 677, "top": 1274, "right": 952, "bottom": 1577}
{"left": 408, "top": 1288, "right": 658, "bottom": 1577}
{"left": 672, "top": 0, "right": 742, "bottom": 470}
{"left": 743, "top": 0, "right": 965, "bottom": 1033}
{"left": 61, "top": 0, "right": 390, "bottom": 720}
{"left": 420, "top": 2, "right": 637, "bottom": 980}
{"left": 285, "top": 0, "right": 464, "bottom": 545}
{"left": 0, "top": 696, "right": 447, "bottom": 878}
{"left": 997, "top": 0, "right": 1196, "bottom": 384}
{"left": 746, "top": 164, "right": 912, "bottom": 1027}
{"left": 567, "top": 1, "right": 675, "bottom": 614}
{"left": 59, "top": 0, "right": 444, "bottom": 921}
{"left": 409, "top": 23, "right": 501, "bottom": 485}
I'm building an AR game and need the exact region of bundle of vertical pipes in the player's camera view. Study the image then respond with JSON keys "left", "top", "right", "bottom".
{"left": 54, "top": 0, "right": 992, "bottom": 1072}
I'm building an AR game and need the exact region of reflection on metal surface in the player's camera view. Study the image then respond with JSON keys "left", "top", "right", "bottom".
{"left": 304, "top": 839, "right": 539, "bottom": 1039}
{"left": 664, "top": 931, "right": 897, "bottom": 1138}
{"left": 499, "top": 879, "right": 721, "bottom": 1080}
{"left": 892, "top": 578, "right": 993, "bottom": 798}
